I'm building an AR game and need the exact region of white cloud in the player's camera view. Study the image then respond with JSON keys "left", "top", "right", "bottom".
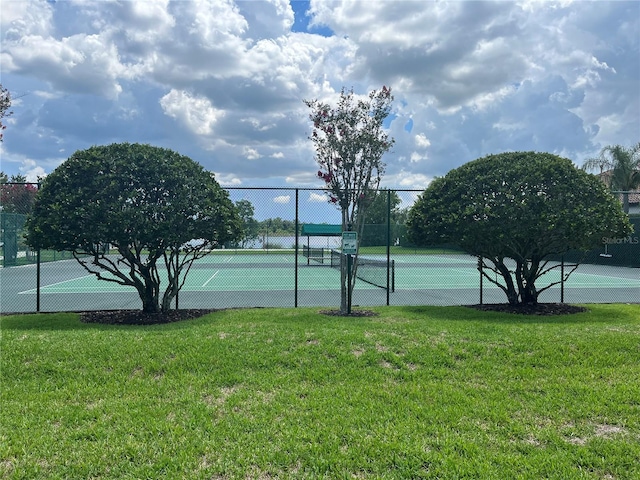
{"left": 414, "top": 134, "right": 431, "bottom": 148}
{"left": 21, "top": 163, "right": 46, "bottom": 182}
{"left": 33, "top": 90, "right": 62, "bottom": 100}
{"left": 409, "top": 152, "right": 426, "bottom": 164}
{"left": 0, "top": 0, "right": 53, "bottom": 38}
{"left": 160, "top": 89, "right": 225, "bottom": 135}
{"left": 385, "top": 172, "right": 432, "bottom": 191}
{"left": 308, "top": 192, "right": 327, "bottom": 203}
{"left": 0, "top": 0, "right": 637, "bottom": 196}
{"left": 215, "top": 173, "right": 243, "bottom": 186}
{"left": 273, "top": 195, "right": 291, "bottom": 204}
{"left": 243, "top": 147, "right": 261, "bottom": 160}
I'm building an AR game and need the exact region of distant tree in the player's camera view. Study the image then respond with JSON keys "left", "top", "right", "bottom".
{"left": 0, "top": 84, "right": 12, "bottom": 142}
{"left": 360, "top": 189, "right": 402, "bottom": 247}
{"left": 407, "top": 152, "right": 632, "bottom": 306}
{"left": 26, "top": 143, "right": 242, "bottom": 313}
{"left": 364, "top": 190, "right": 402, "bottom": 224}
{"left": 305, "top": 86, "right": 394, "bottom": 313}
{"left": 582, "top": 143, "right": 640, "bottom": 213}
{"left": 258, "top": 217, "right": 295, "bottom": 235}
{"left": 0, "top": 173, "right": 38, "bottom": 214}
{"left": 233, "top": 199, "right": 260, "bottom": 248}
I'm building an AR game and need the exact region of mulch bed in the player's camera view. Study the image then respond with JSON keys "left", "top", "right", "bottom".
{"left": 78, "top": 303, "right": 586, "bottom": 325}
{"left": 79, "top": 309, "right": 220, "bottom": 325}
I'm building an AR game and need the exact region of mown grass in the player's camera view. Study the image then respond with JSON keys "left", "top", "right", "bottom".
{"left": 1, "top": 304, "right": 639, "bottom": 479}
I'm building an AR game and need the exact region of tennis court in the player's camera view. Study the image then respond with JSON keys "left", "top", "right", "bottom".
{"left": 1, "top": 251, "right": 638, "bottom": 313}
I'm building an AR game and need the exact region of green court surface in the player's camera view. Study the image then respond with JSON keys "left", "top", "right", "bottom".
{"left": 2, "top": 252, "right": 638, "bottom": 312}
{"left": 20, "top": 265, "right": 369, "bottom": 294}
{"left": 12, "top": 253, "right": 640, "bottom": 294}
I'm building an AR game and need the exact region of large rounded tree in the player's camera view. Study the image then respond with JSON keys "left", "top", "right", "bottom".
{"left": 26, "top": 143, "right": 242, "bottom": 313}
{"left": 407, "top": 151, "right": 632, "bottom": 306}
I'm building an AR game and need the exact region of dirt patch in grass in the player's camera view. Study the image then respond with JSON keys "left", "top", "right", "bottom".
{"left": 470, "top": 303, "right": 588, "bottom": 316}
{"left": 80, "top": 309, "right": 220, "bottom": 325}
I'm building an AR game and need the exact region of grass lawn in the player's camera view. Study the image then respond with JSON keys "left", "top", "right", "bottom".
{"left": 1, "top": 304, "right": 639, "bottom": 479}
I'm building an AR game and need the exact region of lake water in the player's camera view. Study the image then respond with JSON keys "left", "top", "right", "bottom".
{"left": 245, "top": 235, "right": 342, "bottom": 250}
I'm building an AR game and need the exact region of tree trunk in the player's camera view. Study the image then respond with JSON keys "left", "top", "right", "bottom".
{"left": 517, "top": 259, "right": 540, "bottom": 305}
{"left": 496, "top": 260, "right": 519, "bottom": 306}
{"left": 339, "top": 211, "right": 350, "bottom": 314}
{"left": 141, "top": 286, "right": 161, "bottom": 313}
{"left": 161, "top": 289, "right": 176, "bottom": 313}
{"left": 138, "top": 267, "right": 161, "bottom": 313}
{"left": 519, "top": 282, "right": 538, "bottom": 304}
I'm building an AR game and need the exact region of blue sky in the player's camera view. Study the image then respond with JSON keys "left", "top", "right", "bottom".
{"left": 1, "top": 0, "right": 638, "bottom": 208}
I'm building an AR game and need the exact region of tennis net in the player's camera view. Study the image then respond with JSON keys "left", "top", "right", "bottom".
{"left": 302, "top": 245, "right": 328, "bottom": 264}
{"left": 330, "top": 249, "right": 394, "bottom": 292}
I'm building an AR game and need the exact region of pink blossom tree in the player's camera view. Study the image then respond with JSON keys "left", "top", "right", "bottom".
{"left": 305, "top": 86, "right": 394, "bottom": 313}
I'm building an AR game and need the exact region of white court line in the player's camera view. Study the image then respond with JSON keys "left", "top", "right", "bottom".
{"left": 202, "top": 270, "right": 220, "bottom": 287}
{"left": 18, "top": 274, "right": 95, "bottom": 294}
{"left": 572, "top": 270, "right": 638, "bottom": 280}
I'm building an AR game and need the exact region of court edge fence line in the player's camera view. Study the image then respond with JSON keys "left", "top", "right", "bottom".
{"left": 1, "top": 185, "right": 639, "bottom": 312}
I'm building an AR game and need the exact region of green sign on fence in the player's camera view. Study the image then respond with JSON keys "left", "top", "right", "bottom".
{"left": 342, "top": 231, "right": 357, "bottom": 254}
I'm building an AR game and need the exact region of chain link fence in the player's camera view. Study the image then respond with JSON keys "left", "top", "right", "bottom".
{"left": 1, "top": 184, "right": 638, "bottom": 313}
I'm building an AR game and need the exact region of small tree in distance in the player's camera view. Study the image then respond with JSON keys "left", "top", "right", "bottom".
{"left": 0, "top": 173, "right": 38, "bottom": 214}
{"left": 26, "top": 143, "right": 243, "bottom": 313}
{"left": 232, "top": 199, "right": 260, "bottom": 248}
{"left": 305, "top": 86, "right": 394, "bottom": 313}
{"left": 360, "top": 189, "right": 403, "bottom": 247}
{"left": 407, "top": 151, "right": 632, "bottom": 306}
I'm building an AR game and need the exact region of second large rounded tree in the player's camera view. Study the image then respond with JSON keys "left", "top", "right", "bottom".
{"left": 407, "top": 151, "right": 632, "bottom": 305}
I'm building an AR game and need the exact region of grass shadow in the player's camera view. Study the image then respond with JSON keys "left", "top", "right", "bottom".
{"left": 0, "top": 311, "right": 218, "bottom": 331}
{"left": 391, "top": 304, "right": 640, "bottom": 325}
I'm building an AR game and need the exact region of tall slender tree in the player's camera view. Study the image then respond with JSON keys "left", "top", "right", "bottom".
{"left": 305, "top": 86, "right": 394, "bottom": 313}
{"left": 582, "top": 143, "right": 640, "bottom": 213}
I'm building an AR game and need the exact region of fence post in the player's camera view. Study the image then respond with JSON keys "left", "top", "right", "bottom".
{"left": 346, "top": 253, "right": 352, "bottom": 314}
{"left": 386, "top": 189, "right": 391, "bottom": 306}
{"left": 561, "top": 255, "right": 565, "bottom": 304}
{"left": 37, "top": 249, "right": 41, "bottom": 312}
{"left": 295, "top": 189, "right": 299, "bottom": 308}
{"left": 478, "top": 256, "right": 483, "bottom": 305}
{"left": 175, "top": 244, "right": 179, "bottom": 310}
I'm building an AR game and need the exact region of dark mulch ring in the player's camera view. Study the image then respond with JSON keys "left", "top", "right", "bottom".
{"left": 79, "top": 303, "right": 585, "bottom": 324}
{"left": 470, "top": 303, "right": 588, "bottom": 316}
{"left": 319, "top": 309, "right": 379, "bottom": 317}
{"left": 80, "top": 309, "right": 220, "bottom": 325}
